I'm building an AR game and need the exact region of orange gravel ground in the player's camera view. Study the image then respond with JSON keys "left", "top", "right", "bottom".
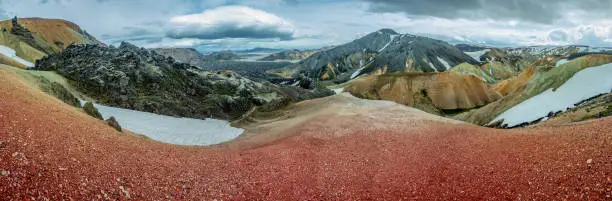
{"left": 0, "top": 69, "right": 611, "bottom": 200}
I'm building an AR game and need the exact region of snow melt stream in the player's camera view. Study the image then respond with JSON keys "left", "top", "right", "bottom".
{"left": 0, "top": 45, "right": 34, "bottom": 67}
{"left": 80, "top": 100, "right": 244, "bottom": 146}
{"left": 491, "top": 63, "right": 612, "bottom": 127}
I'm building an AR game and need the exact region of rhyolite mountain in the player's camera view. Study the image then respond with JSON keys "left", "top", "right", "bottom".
{"left": 277, "top": 29, "right": 479, "bottom": 83}
{"left": 0, "top": 17, "right": 102, "bottom": 68}
{"left": 34, "top": 42, "right": 332, "bottom": 120}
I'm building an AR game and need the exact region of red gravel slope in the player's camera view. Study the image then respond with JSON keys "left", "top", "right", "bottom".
{"left": 0, "top": 68, "right": 611, "bottom": 200}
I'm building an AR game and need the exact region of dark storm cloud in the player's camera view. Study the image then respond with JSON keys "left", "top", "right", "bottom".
{"left": 363, "top": 0, "right": 612, "bottom": 24}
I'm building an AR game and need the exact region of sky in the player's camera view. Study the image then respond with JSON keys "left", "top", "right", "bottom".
{"left": 0, "top": 0, "right": 610, "bottom": 51}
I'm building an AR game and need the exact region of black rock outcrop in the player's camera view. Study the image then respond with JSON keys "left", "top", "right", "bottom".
{"left": 34, "top": 42, "right": 285, "bottom": 120}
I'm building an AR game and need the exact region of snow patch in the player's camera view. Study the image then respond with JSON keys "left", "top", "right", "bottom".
{"left": 80, "top": 101, "right": 244, "bottom": 146}
{"left": 464, "top": 49, "right": 489, "bottom": 61}
{"left": 427, "top": 62, "right": 438, "bottom": 72}
{"left": 351, "top": 58, "right": 375, "bottom": 79}
{"left": 490, "top": 63, "right": 612, "bottom": 127}
{"left": 555, "top": 59, "right": 568, "bottom": 67}
{"left": 332, "top": 87, "right": 344, "bottom": 94}
{"left": 378, "top": 34, "right": 398, "bottom": 52}
{"left": 351, "top": 66, "right": 365, "bottom": 79}
{"left": 0, "top": 45, "right": 34, "bottom": 67}
{"left": 436, "top": 56, "right": 452, "bottom": 70}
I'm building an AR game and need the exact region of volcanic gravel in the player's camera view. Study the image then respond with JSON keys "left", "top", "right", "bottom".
{"left": 1, "top": 69, "right": 611, "bottom": 200}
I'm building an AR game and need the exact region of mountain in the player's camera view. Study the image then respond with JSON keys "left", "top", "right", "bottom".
{"left": 258, "top": 49, "right": 318, "bottom": 62}
{"left": 344, "top": 72, "right": 501, "bottom": 115}
{"left": 276, "top": 29, "right": 479, "bottom": 83}
{"left": 0, "top": 17, "right": 102, "bottom": 68}
{"left": 206, "top": 50, "right": 243, "bottom": 61}
{"left": 152, "top": 48, "right": 294, "bottom": 82}
{"left": 153, "top": 48, "right": 242, "bottom": 63}
{"left": 152, "top": 48, "right": 205, "bottom": 66}
{"left": 4, "top": 64, "right": 612, "bottom": 199}
{"left": 234, "top": 47, "right": 284, "bottom": 53}
{"left": 3, "top": 15, "right": 612, "bottom": 200}
{"left": 456, "top": 54, "right": 612, "bottom": 126}
{"left": 33, "top": 42, "right": 332, "bottom": 120}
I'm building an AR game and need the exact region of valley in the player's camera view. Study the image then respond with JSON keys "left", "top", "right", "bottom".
{"left": 0, "top": 15, "right": 611, "bottom": 200}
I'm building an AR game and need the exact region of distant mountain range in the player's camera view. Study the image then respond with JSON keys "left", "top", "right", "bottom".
{"left": 234, "top": 47, "right": 284, "bottom": 53}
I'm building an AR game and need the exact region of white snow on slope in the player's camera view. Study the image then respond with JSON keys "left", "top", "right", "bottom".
{"left": 427, "top": 62, "right": 438, "bottom": 72}
{"left": 351, "top": 58, "right": 375, "bottom": 79}
{"left": 80, "top": 101, "right": 244, "bottom": 146}
{"left": 491, "top": 63, "right": 612, "bottom": 127}
{"left": 437, "top": 56, "right": 452, "bottom": 70}
{"left": 378, "top": 34, "right": 398, "bottom": 52}
{"left": 464, "top": 49, "right": 489, "bottom": 61}
{"left": 351, "top": 66, "right": 365, "bottom": 79}
{"left": 0, "top": 45, "right": 34, "bottom": 67}
{"left": 332, "top": 87, "right": 344, "bottom": 94}
{"left": 556, "top": 59, "right": 568, "bottom": 67}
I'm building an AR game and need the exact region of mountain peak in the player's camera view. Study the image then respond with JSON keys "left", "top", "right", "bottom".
{"left": 377, "top": 28, "right": 398, "bottom": 35}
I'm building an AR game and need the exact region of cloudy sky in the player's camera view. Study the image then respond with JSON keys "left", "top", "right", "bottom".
{"left": 0, "top": 0, "right": 610, "bottom": 51}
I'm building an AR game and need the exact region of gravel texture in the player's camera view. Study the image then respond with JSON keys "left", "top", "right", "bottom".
{"left": 1, "top": 68, "right": 611, "bottom": 200}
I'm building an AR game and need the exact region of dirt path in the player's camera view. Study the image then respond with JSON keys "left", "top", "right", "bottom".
{"left": 0, "top": 68, "right": 611, "bottom": 200}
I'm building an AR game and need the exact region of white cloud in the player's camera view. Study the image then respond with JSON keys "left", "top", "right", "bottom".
{"left": 166, "top": 6, "right": 295, "bottom": 40}
{"left": 545, "top": 25, "right": 612, "bottom": 46}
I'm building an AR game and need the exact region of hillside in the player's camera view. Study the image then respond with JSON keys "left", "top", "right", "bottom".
{"left": 2, "top": 11, "right": 612, "bottom": 200}
{"left": 275, "top": 29, "right": 479, "bottom": 84}
{"left": 34, "top": 42, "right": 332, "bottom": 120}
{"left": 457, "top": 54, "right": 612, "bottom": 126}
{"left": 258, "top": 49, "right": 317, "bottom": 62}
{"left": 2, "top": 67, "right": 611, "bottom": 199}
{"left": 0, "top": 17, "right": 101, "bottom": 67}
{"left": 344, "top": 72, "right": 501, "bottom": 115}
{"left": 34, "top": 42, "right": 283, "bottom": 120}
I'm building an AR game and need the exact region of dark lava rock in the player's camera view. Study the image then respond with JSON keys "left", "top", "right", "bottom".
{"left": 105, "top": 116, "right": 122, "bottom": 132}
{"left": 34, "top": 42, "right": 330, "bottom": 120}
{"left": 83, "top": 102, "right": 103, "bottom": 120}
{"left": 10, "top": 16, "right": 54, "bottom": 54}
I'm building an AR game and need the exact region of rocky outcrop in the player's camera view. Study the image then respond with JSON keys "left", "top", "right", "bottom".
{"left": 152, "top": 48, "right": 205, "bottom": 67}
{"left": 34, "top": 42, "right": 281, "bottom": 120}
{"left": 34, "top": 42, "right": 331, "bottom": 120}
{"left": 105, "top": 116, "right": 122, "bottom": 132}
{"left": 83, "top": 102, "right": 103, "bottom": 120}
